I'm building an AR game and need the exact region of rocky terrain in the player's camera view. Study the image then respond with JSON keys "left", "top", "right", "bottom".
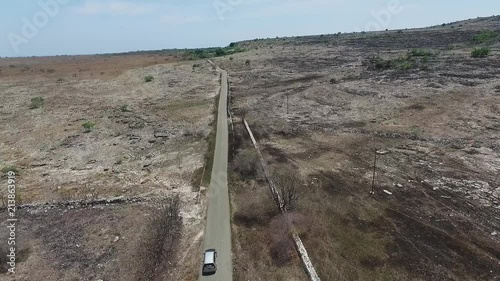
{"left": 0, "top": 55, "right": 219, "bottom": 281}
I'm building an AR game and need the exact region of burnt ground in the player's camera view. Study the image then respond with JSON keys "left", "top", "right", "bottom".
{"left": 219, "top": 16, "right": 500, "bottom": 281}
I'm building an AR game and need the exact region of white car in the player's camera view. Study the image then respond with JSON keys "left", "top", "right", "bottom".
{"left": 202, "top": 249, "right": 217, "bottom": 276}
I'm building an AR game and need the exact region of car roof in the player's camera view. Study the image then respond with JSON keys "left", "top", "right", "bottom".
{"left": 204, "top": 250, "right": 216, "bottom": 264}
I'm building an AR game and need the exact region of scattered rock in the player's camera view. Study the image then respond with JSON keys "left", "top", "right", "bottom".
{"left": 129, "top": 122, "right": 145, "bottom": 129}
{"left": 154, "top": 131, "right": 171, "bottom": 138}
{"left": 493, "top": 188, "right": 500, "bottom": 199}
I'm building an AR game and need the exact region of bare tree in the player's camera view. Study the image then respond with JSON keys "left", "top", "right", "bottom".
{"left": 136, "top": 195, "right": 183, "bottom": 281}
{"left": 271, "top": 165, "right": 302, "bottom": 210}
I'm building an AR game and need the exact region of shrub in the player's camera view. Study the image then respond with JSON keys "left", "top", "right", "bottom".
{"left": 82, "top": 121, "right": 96, "bottom": 133}
{"left": 371, "top": 56, "right": 414, "bottom": 71}
{"left": 215, "top": 48, "right": 226, "bottom": 56}
{"left": 245, "top": 59, "right": 251, "bottom": 66}
{"left": 1, "top": 165, "right": 19, "bottom": 175}
{"left": 473, "top": 30, "right": 497, "bottom": 43}
{"left": 233, "top": 190, "right": 275, "bottom": 227}
{"left": 407, "top": 104, "right": 425, "bottom": 111}
{"left": 120, "top": 104, "right": 131, "bottom": 112}
{"left": 398, "top": 60, "right": 413, "bottom": 70}
{"left": 410, "top": 49, "right": 434, "bottom": 57}
{"left": 410, "top": 125, "right": 425, "bottom": 139}
{"left": 233, "top": 149, "right": 259, "bottom": 178}
{"left": 330, "top": 78, "right": 339, "bottom": 84}
{"left": 29, "top": 96, "right": 44, "bottom": 109}
{"left": 182, "top": 128, "right": 205, "bottom": 140}
{"left": 270, "top": 236, "right": 295, "bottom": 267}
{"left": 344, "top": 73, "right": 358, "bottom": 81}
{"left": 251, "top": 120, "right": 272, "bottom": 139}
{"left": 191, "top": 49, "right": 208, "bottom": 59}
{"left": 373, "top": 57, "right": 392, "bottom": 70}
{"left": 144, "top": 75, "right": 154, "bottom": 82}
{"left": 471, "top": 48, "right": 491, "bottom": 58}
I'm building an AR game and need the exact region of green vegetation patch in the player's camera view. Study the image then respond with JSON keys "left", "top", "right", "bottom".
{"left": 372, "top": 56, "right": 414, "bottom": 70}
{"left": 184, "top": 43, "right": 246, "bottom": 60}
{"left": 1, "top": 165, "right": 20, "bottom": 175}
{"left": 473, "top": 30, "right": 498, "bottom": 44}
{"left": 409, "top": 49, "right": 436, "bottom": 57}
{"left": 370, "top": 49, "right": 438, "bottom": 71}
{"left": 29, "top": 96, "right": 44, "bottom": 109}
{"left": 471, "top": 47, "right": 491, "bottom": 58}
{"left": 82, "top": 121, "right": 96, "bottom": 133}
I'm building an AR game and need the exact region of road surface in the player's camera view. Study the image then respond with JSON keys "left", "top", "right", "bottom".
{"left": 199, "top": 69, "right": 232, "bottom": 281}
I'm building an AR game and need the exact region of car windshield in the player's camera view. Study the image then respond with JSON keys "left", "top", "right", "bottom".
{"left": 204, "top": 252, "right": 215, "bottom": 264}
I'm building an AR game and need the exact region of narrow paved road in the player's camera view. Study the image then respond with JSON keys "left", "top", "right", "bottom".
{"left": 199, "top": 69, "right": 232, "bottom": 281}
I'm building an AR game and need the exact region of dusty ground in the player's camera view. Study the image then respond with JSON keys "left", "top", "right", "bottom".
{"left": 0, "top": 52, "right": 179, "bottom": 80}
{"left": 0, "top": 54, "right": 219, "bottom": 280}
{"left": 219, "top": 16, "right": 500, "bottom": 281}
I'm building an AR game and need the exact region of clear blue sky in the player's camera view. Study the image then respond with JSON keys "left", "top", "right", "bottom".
{"left": 0, "top": 0, "right": 498, "bottom": 57}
